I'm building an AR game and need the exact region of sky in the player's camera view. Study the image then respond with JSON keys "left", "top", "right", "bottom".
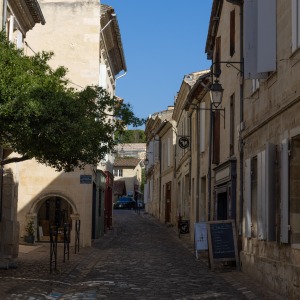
{"left": 103, "top": 0, "right": 213, "bottom": 128}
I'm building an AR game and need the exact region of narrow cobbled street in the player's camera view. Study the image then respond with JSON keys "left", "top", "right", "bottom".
{"left": 0, "top": 210, "right": 284, "bottom": 299}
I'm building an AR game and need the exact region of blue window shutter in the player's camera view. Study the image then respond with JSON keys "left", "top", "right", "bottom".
{"left": 257, "top": 0, "right": 276, "bottom": 73}
{"left": 280, "top": 139, "right": 289, "bottom": 243}
{"left": 245, "top": 158, "right": 252, "bottom": 238}
{"left": 244, "top": 0, "right": 268, "bottom": 79}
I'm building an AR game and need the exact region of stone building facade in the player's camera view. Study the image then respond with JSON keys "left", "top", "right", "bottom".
{"left": 0, "top": 0, "right": 45, "bottom": 262}
{"left": 1, "top": 1, "right": 126, "bottom": 252}
{"left": 240, "top": 1, "right": 300, "bottom": 298}
{"left": 145, "top": 0, "right": 300, "bottom": 297}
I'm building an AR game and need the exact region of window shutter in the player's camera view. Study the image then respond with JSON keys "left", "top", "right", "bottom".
{"left": 244, "top": 0, "right": 268, "bottom": 79}
{"left": 230, "top": 9, "right": 235, "bottom": 57}
{"left": 257, "top": 0, "right": 276, "bottom": 73}
{"left": 16, "top": 31, "right": 23, "bottom": 49}
{"left": 292, "top": 0, "right": 299, "bottom": 52}
{"left": 200, "top": 102, "right": 205, "bottom": 153}
{"left": 214, "top": 37, "right": 221, "bottom": 76}
{"left": 266, "top": 143, "right": 276, "bottom": 241}
{"left": 8, "top": 16, "right": 14, "bottom": 42}
{"left": 280, "top": 139, "right": 289, "bottom": 243}
{"left": 212, "top": 111, "right": 220, "bottom": 164}
{"left": 99, "top": 64, "right": 107, "bottom": 89}
{"left": 245, "top": 158, "right": 252, "bottom": 238}
{"left": 154, "top": 140, "right": 159, "bottom": 163}
{"left": 257, "top": 151, "right": 266, "bottom": 240}
{"left": 167, "top": 138, "right": 171, "bottom": 167}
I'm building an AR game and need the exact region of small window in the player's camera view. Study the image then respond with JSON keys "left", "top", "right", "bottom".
{"left": 252, "top": 79, "right": 260, "bottom": 93}
{"left": 113, "top": 169, "right": 123, "bottom": 177}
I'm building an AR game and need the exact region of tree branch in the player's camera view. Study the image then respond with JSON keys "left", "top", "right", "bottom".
{"left": 2, "top": 155, "right": 30, "bottom": 165}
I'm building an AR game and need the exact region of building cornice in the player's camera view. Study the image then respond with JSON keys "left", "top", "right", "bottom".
{"left": 101, "top": 4, "right": 127, "bottom": 77}
{"left": 8, "top": 0, "right": 45, "bottom": 36}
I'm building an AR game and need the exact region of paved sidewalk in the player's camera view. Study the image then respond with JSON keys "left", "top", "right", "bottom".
{"left": 0, "top": 211, "right": 286, "bottom": 299}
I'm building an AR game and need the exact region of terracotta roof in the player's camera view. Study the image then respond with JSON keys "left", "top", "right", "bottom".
{"left": 114, "top": 158, "right": 141, "bottom": 167}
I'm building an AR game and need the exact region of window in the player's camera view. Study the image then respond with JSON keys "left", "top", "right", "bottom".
{"left": 292, "top": 0, "right": 300, "bottom": 52}
{"left": 252, "top": 79, "right": 260, "bottom": 93}
{"left": 113, "top": 169, "right": 123, "bottom": 177}
{"left": 245, "top": 144, "right": 276, "bottom": 241}
{"left": 230, "top": 9, "right": 235, "bottom": 57}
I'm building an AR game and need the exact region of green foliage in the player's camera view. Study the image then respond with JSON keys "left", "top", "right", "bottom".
{"left": 115, "top": 130, "right": 146, "bottom": 143}
{"left": 0, "top": 31, "right": 145, "bottom": 171}
{"left": 25, "top": 219, "right": 35, "bottom": 236}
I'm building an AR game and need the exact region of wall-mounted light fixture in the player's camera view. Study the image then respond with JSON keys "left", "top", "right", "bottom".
{"left": 144, "top": 151, "right": 153, "bottom": 167}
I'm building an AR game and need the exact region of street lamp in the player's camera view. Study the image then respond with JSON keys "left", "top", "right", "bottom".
{"left": 210, "top": 79, "right": 224, "bottom": 108}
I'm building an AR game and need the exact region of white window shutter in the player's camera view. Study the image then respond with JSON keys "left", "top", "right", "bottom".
{"left": 9, "top": 16, "right": 14, "bottom": 42}
{"left": 257, "top": 0, "right": 276, "bottom": 73}
{"left": 99, "top": 64, "right": 107, "bottom": 89}
{"left": 266, "top": 143, "right": 276, "bottom": 241}
{"left": 280, "top": 139, "right": 289, "bottom": 243}
{"left": 245, "top": 158, "right": 252, "bottom": 238}
{"left": 16, "top": 31, "right": 23, "bottom": 49}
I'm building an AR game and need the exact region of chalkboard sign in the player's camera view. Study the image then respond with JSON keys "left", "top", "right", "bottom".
{"left": 207, "top": 220, "right": 239, "bottom": 270}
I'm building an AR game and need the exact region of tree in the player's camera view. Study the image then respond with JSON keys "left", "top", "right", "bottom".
{"left": 115, "top": 129, "right": 146, "bottom": 143}
{"left": 0, "top": 31, "right": 145, "bottom": 171}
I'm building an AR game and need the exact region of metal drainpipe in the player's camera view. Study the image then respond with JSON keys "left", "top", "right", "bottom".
{"left": 208, "top": 102, "right": 213, "bottom": 221}
{"left": 238, "top": 3, "right": 244, "bottom": 236}
{"left": 196, "top": 106, "right": 200, "bottom": 222}
{"left": 159, "top": 137, "right": 162, "bottom": 220}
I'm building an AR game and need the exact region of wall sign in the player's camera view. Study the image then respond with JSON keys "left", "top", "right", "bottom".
{"left": 178, "top": 137, "right": 190, "bottom": 149}
{"left": 80, "top": 175, "right": 92, "bottom": 184}
{"left": 207, "top": 220, "right": 239, "bottom": 270}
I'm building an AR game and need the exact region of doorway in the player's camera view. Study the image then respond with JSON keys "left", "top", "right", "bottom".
{"left": 165, "top": 182, "right": 172, "bottom": 223}
{"left": 217, "top": 192, "right": 228, "bottom": 220}
{"left": 37, "top": 196, "right": 73, "bottom": 242}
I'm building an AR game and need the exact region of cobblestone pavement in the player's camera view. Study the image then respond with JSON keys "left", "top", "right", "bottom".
{"left": 0, "top": 210, "right": 285, "bottom": 299}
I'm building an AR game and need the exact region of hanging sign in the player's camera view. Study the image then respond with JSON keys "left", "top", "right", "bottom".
{"left": 178, "top": 137, "right": 190, "bottom": 149}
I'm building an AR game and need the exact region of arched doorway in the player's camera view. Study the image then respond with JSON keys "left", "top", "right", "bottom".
{"left": 37, "top": 196, "right": 73, "bottom": 242}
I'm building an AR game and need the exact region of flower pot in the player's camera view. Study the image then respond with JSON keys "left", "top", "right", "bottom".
{"left": 25, "top": 235, "right": 34, "bottom": 244}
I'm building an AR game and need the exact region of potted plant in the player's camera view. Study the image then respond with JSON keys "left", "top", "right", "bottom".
{"left": 25, "top": 219, "right": 35, "bottom": 243}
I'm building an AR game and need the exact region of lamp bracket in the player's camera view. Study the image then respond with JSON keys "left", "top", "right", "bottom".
{"left": 211, "top": 61, "right": 243, "bottom": 77}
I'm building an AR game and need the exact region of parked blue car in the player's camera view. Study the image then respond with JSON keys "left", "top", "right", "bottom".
{"left": 113, "top": 197, "right": 136, "bottom": 209}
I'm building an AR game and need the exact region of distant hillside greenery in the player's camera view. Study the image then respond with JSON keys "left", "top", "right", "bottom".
{"left": 115, "top": 130, "right": 146, "bottom": 143}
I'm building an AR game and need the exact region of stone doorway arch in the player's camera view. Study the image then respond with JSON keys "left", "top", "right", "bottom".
{"left": 27, "top": 194, "right": 79, "bottom": 244}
